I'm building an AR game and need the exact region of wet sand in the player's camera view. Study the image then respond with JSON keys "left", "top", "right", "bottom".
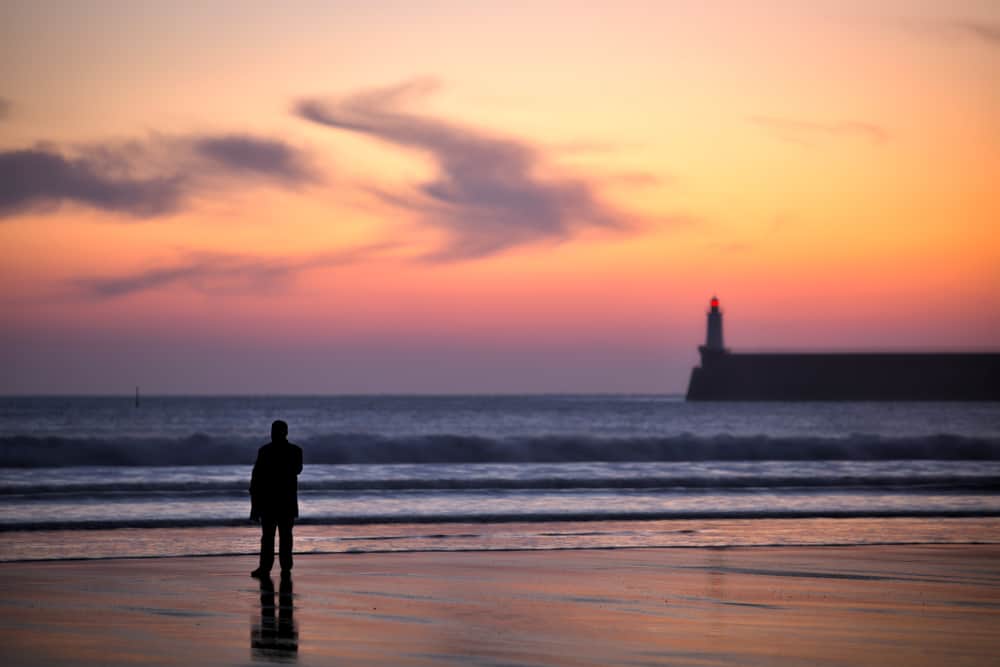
{"left": 1, "top": 545, "right": 998, "bottom": 666}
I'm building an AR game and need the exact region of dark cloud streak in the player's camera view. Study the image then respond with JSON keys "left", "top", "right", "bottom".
{"left": 75, "top": 244, "right": 395, "bottom": 299}
{"left": 0, "top": 148, "right": 185, "bottom": 218}
{"left": 0, "top": 134, "right": 317, "bottom": 220}
{"left": 194, "top": 134, "right": 316, "bottom": 184}
{"left": 296, "top": 79, "right": 630, "bottom": 260}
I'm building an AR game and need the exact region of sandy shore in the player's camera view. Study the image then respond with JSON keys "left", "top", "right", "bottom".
{"left": 1, "top": 545, "right": 998, "bottom": 666}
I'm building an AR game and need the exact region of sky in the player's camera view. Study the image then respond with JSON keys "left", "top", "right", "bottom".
{"left": 1, "top": 0, "right": 998, "bottom": 394}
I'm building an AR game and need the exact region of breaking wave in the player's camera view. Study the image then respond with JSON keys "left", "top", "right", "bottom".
{"left": 1, "top": 432, "right": 999, "bottom": 468}
{"left": 2, "top": 474, "right": 998, "bottom": 499}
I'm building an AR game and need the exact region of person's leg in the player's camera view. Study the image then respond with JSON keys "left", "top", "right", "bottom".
{"left": 278, "top": 518, "right": 294, "bottom": 573}
{"left": 257, "top": 519, "right": 277, "bottom": 574}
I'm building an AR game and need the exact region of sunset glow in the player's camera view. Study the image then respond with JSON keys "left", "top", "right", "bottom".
{"left": 2, "top": 0, "right": 997, "bottom": 393}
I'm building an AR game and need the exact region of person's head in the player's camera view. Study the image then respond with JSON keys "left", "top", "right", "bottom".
{"left": 271, "top": 420, "right": 289, "bottom": 442}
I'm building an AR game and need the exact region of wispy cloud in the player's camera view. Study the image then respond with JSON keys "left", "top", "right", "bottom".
{"left": 0, "top": 134, "right": 317, "bottom": 220}
{"left": 0, "top": 148, "right": 187, "bottom": 218}
{"left": 75, "top": 244, "right": 394, "bottom": 299}
{"left": 750, "top": 116, "right": 888, "bottom": 146}
{"left": 193, "top": 134, "right": 317, "bottom": 185}
{"left": 0, "top": 97, "right": 10, "bottom": 120}
{"left": 295, "top": 79, "right": 633, "bottom": 261}
{"left": 900, "top": 16, "right": 1000, "bottom": 49}
{"left": 946, "top": 19, "right": 1000, "bottom": 46}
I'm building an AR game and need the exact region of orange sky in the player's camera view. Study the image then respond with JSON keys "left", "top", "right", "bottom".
{"left": 1, "top": 0, "right": 997, "bottom": 393}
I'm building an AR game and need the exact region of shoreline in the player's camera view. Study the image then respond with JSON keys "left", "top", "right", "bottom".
{"left": 4, "top": 517, "right": 1000, "bottom": 563}
{"left": 6, "top": 507, "right": 1000, "bottom": 532}
{"left": 2, "top": 544, "right": 998, "bottom": 666}
{"left": 6, "top": 538, "right": 1000, "bottom": 565}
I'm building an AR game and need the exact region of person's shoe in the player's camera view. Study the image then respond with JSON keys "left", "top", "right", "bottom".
{"left": 280, "top": 569, "right": 292, "bottom": 580}
{"left": 250, "top": 568, "right": 268, "bottom": 578}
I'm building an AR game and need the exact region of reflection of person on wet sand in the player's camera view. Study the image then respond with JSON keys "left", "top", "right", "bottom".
{"left": 250, "top": 420, "right": 303, "bottom": 579}
{"left": 252, "top": 574, "right": 298, "bottom": 661}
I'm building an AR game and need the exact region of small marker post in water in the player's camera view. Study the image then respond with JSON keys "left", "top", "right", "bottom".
{"left": 135, "top": 386, "right": 140, "bottom": 408}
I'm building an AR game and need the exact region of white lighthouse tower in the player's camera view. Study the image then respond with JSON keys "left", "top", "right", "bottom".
{"left": 688, "top": 295, "right": 728, "bottom": 399}
{"left": 704, "top": 295, "right": 724, "bottom": 351}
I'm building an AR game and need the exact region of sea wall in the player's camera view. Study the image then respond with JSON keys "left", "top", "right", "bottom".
{"left": 686, "top": 352, "right": 1000, "bottom": 401}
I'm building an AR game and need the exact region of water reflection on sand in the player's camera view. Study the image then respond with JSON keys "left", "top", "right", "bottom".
{"left": 251, "top": 575, "right": 298, "bottom": 662}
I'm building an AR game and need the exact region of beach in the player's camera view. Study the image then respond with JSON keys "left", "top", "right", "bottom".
{"left": 3, "top": 396, "right": 998, "bottom": 664}
{"left": 2, "top": 545, "right": 998, "bottom": 666}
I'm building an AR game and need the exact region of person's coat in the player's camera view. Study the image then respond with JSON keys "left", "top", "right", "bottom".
{"left": 250, "top": 441, "right": 303, "bottom": 521}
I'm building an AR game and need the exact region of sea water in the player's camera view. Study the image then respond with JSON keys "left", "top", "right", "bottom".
{"left": 1, "top": 395, "right": 998, "bottom": 560}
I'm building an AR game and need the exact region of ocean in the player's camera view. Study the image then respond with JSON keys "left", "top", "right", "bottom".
{"left": 1, "top": 395, "right": 998, "bottom": 561}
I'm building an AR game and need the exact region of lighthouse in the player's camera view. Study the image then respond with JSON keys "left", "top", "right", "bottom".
{"left": 686, "top": 295, "right": 1000, "bottom": 400}
{"left": 687, "top": 296, "right": 728, "bottom": 400}
{"left": 704, "top": 296, "right": 724, "bottom": 351}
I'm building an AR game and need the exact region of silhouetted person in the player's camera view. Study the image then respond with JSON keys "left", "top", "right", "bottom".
{"left": 251, "top": 574, "right": 298, "bottom": 661}
{"left": 250, "top": 420, "right": 303, "bottom": 579}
